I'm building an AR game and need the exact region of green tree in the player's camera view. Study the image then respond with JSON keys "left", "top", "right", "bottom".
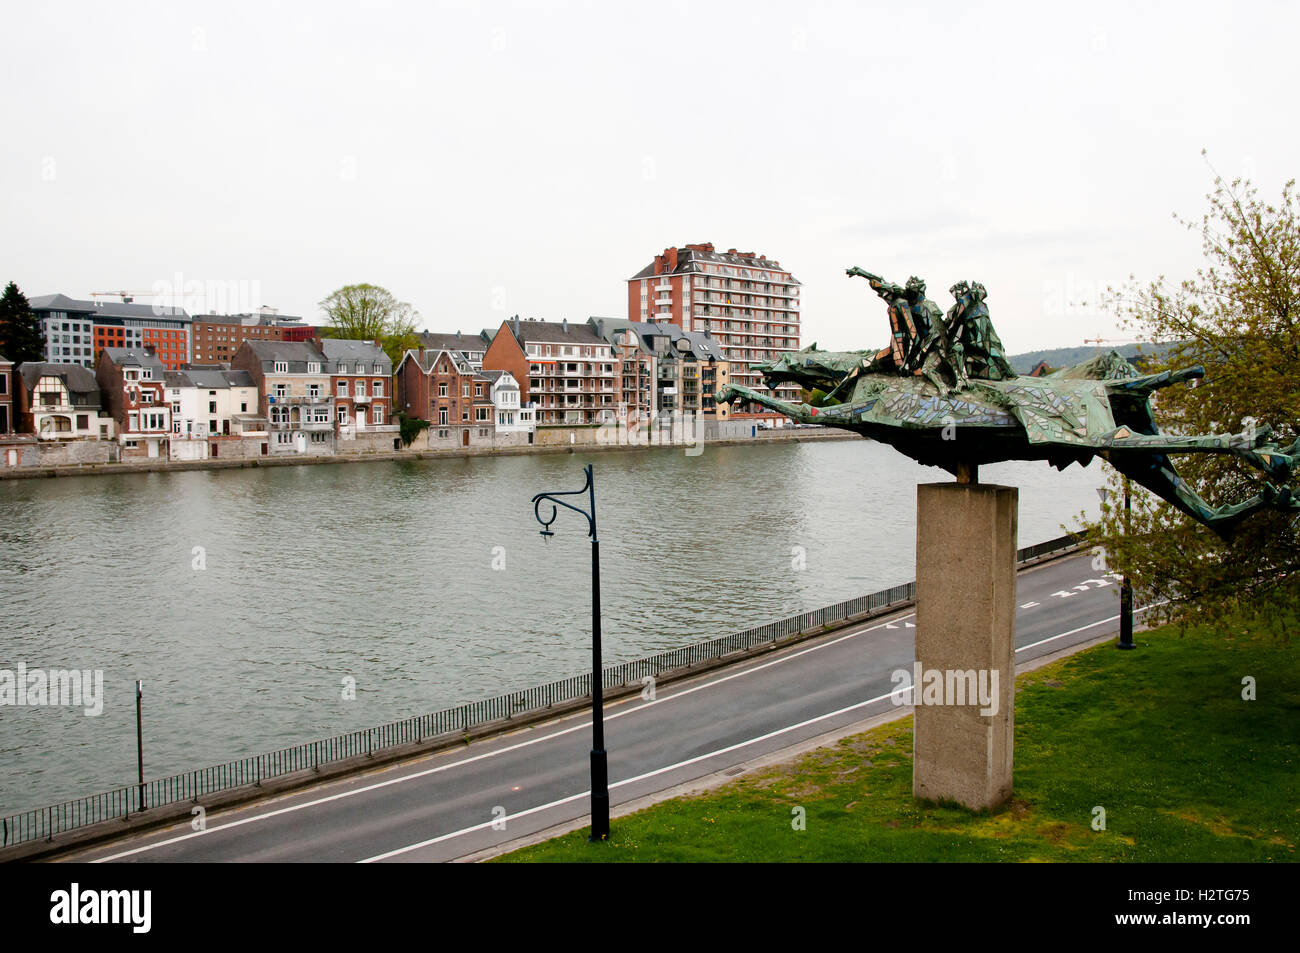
{"left": 0, "top": 281, "right": 45, "bottom": 364}
{"left": 1087, "top": 165, "right": 1300, "bottom": 633}
{"left": 318, "top": 283, "right": 420, "bottom": 367}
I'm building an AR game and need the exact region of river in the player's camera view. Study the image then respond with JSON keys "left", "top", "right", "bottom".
{"left": 0, "top": 438, "right": 1105, "bottom": 817}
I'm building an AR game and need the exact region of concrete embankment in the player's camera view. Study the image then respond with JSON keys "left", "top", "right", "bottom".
{"left": 0, "top": 428, "right": 856, "bottom": 481}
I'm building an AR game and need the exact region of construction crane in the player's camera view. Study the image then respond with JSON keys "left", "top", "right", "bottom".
{"left": 89, "top": 290, "right": 161, "bottom": 305}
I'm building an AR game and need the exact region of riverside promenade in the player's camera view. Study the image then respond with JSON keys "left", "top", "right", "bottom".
{"left": 0, "top": 426, "right": 855, "bottom": 481}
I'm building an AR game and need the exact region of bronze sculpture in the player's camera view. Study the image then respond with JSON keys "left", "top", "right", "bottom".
{"left": 716, "top": 269, "right": 1300, "bottom": 537}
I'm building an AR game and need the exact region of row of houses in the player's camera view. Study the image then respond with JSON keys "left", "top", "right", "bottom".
{"left": 1, "top": 308, "right": 774, "bottom": 468}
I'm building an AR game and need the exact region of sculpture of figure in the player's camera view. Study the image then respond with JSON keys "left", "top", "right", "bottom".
{"left": 846, "top": 267, "right": 920, "bottom": 373}
{"left": 947, "top": 281, "right": 1016, "bottom": 381}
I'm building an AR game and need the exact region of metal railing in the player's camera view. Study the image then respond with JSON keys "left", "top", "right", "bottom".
{"left": 0, "top": 532, "right": 1083, "bottom": 850}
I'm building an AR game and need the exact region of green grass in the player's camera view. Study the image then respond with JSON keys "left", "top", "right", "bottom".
{"left": 496, "top": 612, "right": 1299, "bottom": 862}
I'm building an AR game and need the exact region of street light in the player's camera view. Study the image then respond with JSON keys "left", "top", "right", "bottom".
{"left": 531, "top": 464, "right": 609, "bottom": 841}
{"left": 1117, "top": 477, "right": 1136, "bottom": 650}
{"left": 1100, "top": 481, "right": 1137, "bottom": 650}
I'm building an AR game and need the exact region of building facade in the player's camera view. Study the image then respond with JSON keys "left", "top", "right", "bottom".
{"left": 95, "top": 347, "right": 172, "bottom": 458}
{"left": 29, "top": 294, "right": 192, "bottom": 370}
{"left": 319, "top": 338, "right": 393, "bottom": 438}
{"left": 482, "top": 317, "right": 616, "bottom": 425}
{"left": 16, "top": 363, "right": 114, "bottom": 440}
{"left": 626, "top": 243, "right": 800, "bottom": 419}
{"left": 232, "top": 340, "right": 335, "bottom": 455}
{"left": 0, "top": 354, "right": 11, "bottom": 434}
{"left": 189, "top": 308, "right": 308, "bottom": 365}
{"left": 588, "top": 317, "right": 731, "bottom": 422}
{"left": 396, "top": 347, "right": 496, "bottom": 448}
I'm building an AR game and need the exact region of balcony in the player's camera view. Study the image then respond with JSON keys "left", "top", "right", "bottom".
{"left": 269, "top": 394, "right": 332, "bottom": 405}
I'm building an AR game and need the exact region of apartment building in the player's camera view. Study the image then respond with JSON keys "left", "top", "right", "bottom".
{"left": 588, "top": 317, "right": 731, "bottom": 421}
{"left": 232, "top": 340, "right": 335, "bottom": 455}
{"left": 482, "top": 317, "right": 616, "bottom": 425}
{"left": 189, "top": 308, "right": 309, "bottom": 364}
{"left": 28, "top": 294, "right": 192, "bottom": 370}
{"left": 627, "top": 243, "right": 800, "bottom": 419}
{"left": 95, "top": 347, "right": 172, "bottom": 458}
{"left": 320, "top": 339, "right": 393, "bottom": 436}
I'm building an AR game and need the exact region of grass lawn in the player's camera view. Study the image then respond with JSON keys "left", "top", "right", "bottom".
{"left": 496, "top": 612, "right": 1299, "bottom": 862}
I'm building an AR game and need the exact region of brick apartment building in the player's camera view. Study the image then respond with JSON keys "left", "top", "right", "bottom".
{"left": 189, "top": 308, "right": 309, "bottom": 364}
{"left": 96, "top": 346, "right": 172, "bottom": 458}
{"left": 482, "top": 317, "right": 616, "bottom": 425}
{"left": 627, "top": 243, "right": 800, "bottom": 418}
{"left": 319, "top": 338, "right": 392, "bottom": 436}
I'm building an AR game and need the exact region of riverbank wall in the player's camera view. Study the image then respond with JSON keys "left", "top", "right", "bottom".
{"left": 0, "top": 425, "right": 857, "bottom": 481}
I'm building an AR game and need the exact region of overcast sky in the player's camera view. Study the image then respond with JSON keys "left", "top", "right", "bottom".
{"left": 4, "top": 0, "right": 1296, "bottom": 354}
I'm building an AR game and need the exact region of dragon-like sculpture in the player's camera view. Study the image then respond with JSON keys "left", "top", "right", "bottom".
{"left": 715, "top": 268, "right": 1300, "bottom": 537}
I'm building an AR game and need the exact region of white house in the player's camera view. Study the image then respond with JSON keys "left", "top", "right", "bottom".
{"left": 164, "top": 367, "right": 261, "bottom": 460}
{"left": 479, "top": 369, "right": 535, "bottom": 445}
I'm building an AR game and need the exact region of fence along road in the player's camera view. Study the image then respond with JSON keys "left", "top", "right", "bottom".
{"left": 6, "top": 534, "right": 1088, "bottom": 859}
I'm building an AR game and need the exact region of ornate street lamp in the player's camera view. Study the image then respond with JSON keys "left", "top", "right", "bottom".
{"left": 531, "top": 464, "right": 609, "bottom": 841}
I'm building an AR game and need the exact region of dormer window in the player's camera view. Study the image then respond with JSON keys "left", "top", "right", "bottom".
{"left": 307, "top": 362, "right": 320, "bottom": 374}
{"left": 274, "top": 361, "right": 288, "bottom": 374}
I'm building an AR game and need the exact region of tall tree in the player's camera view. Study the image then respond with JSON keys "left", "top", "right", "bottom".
{"left": 318, "top": 283, "right": 420, "bottom": 366}
{"left": 0, "top": 281, "right": 45, "bottom": 364}
{"left": 1088, "top": 163, "right": 1300, "bottom": 633}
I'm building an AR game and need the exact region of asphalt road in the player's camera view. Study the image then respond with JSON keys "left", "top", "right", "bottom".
{"left": 69, "top": 550, "right": 1138, "bottom": 863}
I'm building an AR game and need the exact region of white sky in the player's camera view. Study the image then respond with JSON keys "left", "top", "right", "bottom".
{"left": 4, "top": 0, "right": 1296, "bottom": 353}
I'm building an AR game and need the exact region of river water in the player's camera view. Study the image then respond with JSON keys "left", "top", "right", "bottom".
{"left": 0, "top": 438, "right": 1105, "bottom": 817}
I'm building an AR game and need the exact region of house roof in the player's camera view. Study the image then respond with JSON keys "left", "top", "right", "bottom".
{"left": 504, "top": 318, "right": 607, "bottom": 348}
{"left": 418, "top": 331, "right": 486, "bottom": 354}
{"left": 320, "top": 338, "right": 391, "bottom": 366}
{"left": 628, "top": 245, "right": 800, "bottom": 283}
{"left": 100, "top": 346, "right": 168, "bottom": 375}
{"left": 240, "top": 340, "right": 327, "bottom": 364}
{"left": 165, "top": 368, "right": 256, "bottom": 389}
{"left": 28, "top": 293, "right": 190, "bottom": 320}
{"left": 19, "top": 362, "right": 101, "bottom": 401}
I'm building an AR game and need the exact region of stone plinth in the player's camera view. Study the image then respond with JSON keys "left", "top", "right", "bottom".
{"left": 913, "top": 482, "right": 1018, "bottom": 810}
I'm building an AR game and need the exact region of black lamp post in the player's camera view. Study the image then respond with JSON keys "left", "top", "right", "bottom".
{"left": 531, "top": 464, "right": 609, "bottom": 841}
{"left": 1117, "top": 476, "right": 1136, "bottom": 650}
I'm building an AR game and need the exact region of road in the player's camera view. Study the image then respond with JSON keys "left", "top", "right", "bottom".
{"left": 69, "top": 550, "right": 1138, "bottom": 863}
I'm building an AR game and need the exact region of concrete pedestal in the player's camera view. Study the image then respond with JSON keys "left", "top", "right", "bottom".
{"left": 913, "top": 482, "right": 1018, "bottom": 810}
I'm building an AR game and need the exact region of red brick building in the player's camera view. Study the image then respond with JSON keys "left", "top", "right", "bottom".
{"left": 627, "top": 242, "right": 801, "bottom": 418}
{"left": 95, "top": 346, "right": 172, "bottom": 458}
{"left": 482, "top": 317, "right": 615, "bottom": 425}
{"left": 396, "top": 347, "right": 496, "bottom": 448}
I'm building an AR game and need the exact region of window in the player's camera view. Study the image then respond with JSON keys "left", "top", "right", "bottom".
{"left": 437, "top": 429, "right": 449, "bottom": 438}
{"left": 307, "top": 362, "right": 320, "bottom": 374}
{"left": 474, "top": 383, "right": 483, "bottom": 397}
{"left": 372, "top": 406, "right": 383, "bottom": 425}
{"left": 241, "top": 402, "right": 248, "bottom": 413}
{"left": 462, "top": 383, "right": 470, "bottom": 397}
{"left": 479, "top": 428, "right": 488, "bottom": 437}
{"left": 373, "top": 380, "right": 383, "bottom": 396}
{"left": 208, "top": 401, "right": 217, "bottom": 414}
{"left": 274, "top": 361, "right": 288, "bottom": 373}
{"left": 438, "top": 408, "right": 448, "bottom": 425}
{"left": 308, "top": 383, "right": 320, "bottom": 398}
{"left": 337, "top": 381, "right": 348, "bottom": 396}
{"left": 355, "top": 380, "right": 367, "bottom": 397}
{"left": 438, "top": 383, "right": 447, "bottom": 397}
{"left": 208, "top": 420, "right": 218, "bottom": 433}
{"left": 461, "top": 408, "right": 468, "bottom": 421}
{"left": 476, "top": 407, "right": 490, "bottom": 421}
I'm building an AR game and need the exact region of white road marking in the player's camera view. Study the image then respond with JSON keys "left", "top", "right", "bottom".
{"left": 1020, "top": 601, "right": 1040, "bottom": 609}
{"left": 360, "top": 684, "right": 906, "bottom": 862}
{"left": 89, "top": 607, "right": 919, "bottom": 862}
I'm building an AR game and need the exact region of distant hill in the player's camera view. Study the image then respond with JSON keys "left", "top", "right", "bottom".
{"left": 1008, "top": 342, "right": 1178, "bottom": 375}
